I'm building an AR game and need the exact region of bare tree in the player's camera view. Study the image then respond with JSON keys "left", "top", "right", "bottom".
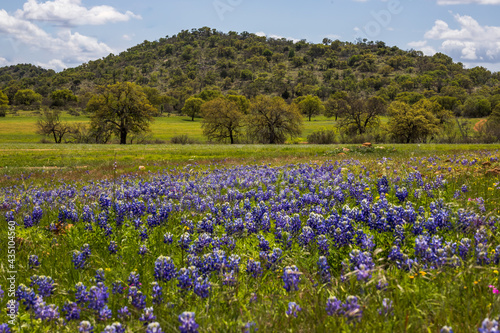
{"left": 36, "top": 109, "right": 71, "bottom": 143}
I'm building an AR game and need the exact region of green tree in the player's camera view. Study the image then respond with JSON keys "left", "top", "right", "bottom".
{"left": 86, "top": 82, "right": 156, "bottom": 144}
{"left": 196, "top": 89, "right": 223, "bottom": 102}
{"left": 0, "top": 89, "right": 8, "bottom": 106}
{"left": 462, "top": 96, "right": 491, "bottom": 118}
{"left": 14, "top": 89, "right": 42, "bottom": 106}
{"left": 182, "top": 97, "right": 204, "bottom": 121}
{"left": 0, "top": 89, "right": 8, "bottom": 117}
{"left": 387, "top": 100, "right": 440, "bottom": 143}
{"left": 296, "top": 95, "right": 325, "bottom": 121}
{"left": 50, "top": 89, "right": 77, "bottom": 107}
{"left": 246, "top": 95, "right": 303, "bottom": 144}
{"left": 337, "top": 96, "right": 386, "bottom": 135}
{"left": 201, "top": 97, "right": 244, "bottom": 144}
{"left": 324, "top": 92, "right": 348, "bottom": 121}
{"left": 226, "top": 94, "right": 250, "bottom": 114}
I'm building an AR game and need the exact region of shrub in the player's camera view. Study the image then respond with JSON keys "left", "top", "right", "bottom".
{"left": 171, "top": 134, "right": 198, "bottom": 145}
{"left": 307, "top": 129, "right": 336, "bottom": 144}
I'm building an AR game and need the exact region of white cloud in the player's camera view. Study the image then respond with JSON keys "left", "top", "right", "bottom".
{"left": 16, "top": 0, "right": 141, "bottom": 26}
{"left": 0, "top": 9, "right": 113, "bottom": 68}
{"left": 423, "top": 14, "right": 500, "bottom": 63}
{"left": 122, "top": 34, "right": 134, "bottom": 41}
{"left": 0, "top": 57, "right": 9, "bottom": 67}
{"left": 35, "top": 59, "right": 67, "bottom": 71}
{"left": 437, "top": 0, "right": 500, "bottom": 4}
{"left": 408, "top": 40, "right": 437, "bottom": 56}
{"left": 254, "top": 31, "right": 300, "bottom": 43}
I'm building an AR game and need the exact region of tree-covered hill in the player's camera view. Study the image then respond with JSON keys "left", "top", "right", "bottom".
{"left": 1, "top": 26, "right": 499, "bottom": 118}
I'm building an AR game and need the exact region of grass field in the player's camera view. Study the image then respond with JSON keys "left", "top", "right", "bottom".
{"left": 0, "top": 112, "right": 339, "bottom": 143}
{"left": 0, "top": 111, "right": 483, "bottom": 144}
{"left": 1, "top": 132, "right": 500, "bottom": 332}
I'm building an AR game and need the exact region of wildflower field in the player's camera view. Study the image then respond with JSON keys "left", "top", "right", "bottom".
{"left": 1, "top": 144, "right": 500, "bottom": 332}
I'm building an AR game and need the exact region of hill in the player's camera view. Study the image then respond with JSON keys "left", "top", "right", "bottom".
{"left": 0, "top": 27, "right": 499, "bottom": 117}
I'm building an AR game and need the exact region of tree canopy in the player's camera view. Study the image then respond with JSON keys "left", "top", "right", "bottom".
{"left": 201, "top": 97, "right": 244, "bottom": 144}
{"left": 86, "top": 82, "right": 156, "bottom": 144}
{"left": 246, "top": 96, "right": 303, "bottom": 144}
{"left": 387, "top": 100, "right": 440, "bottom": 143}
{"left": 182, "top": 97, "right": 204, "bottom": 121}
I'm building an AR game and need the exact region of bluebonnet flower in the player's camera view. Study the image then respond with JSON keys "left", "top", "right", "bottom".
{"left": 128, "top": 271, "right": 141, "bottom": 288}
{"left": 102, "top": 323, "right": 125, "bottom": 333}
{"left": 81, "top": 244, "right": 91, "bottom": 258}
{"left": 317, "top": 235, "right": 330, "bottom": 256}
{"left": 246, "top": 259, "right": 263, "bottom": 278}
{"left": 461, "top": 184, "right": 468, "bottom": 193}
{"left": 95, "top": 268, "right": 105, "bottom": 283}
{"left": 282, "top": 266, "right": 301, "bottom": 292}
{"left": 151, "top": 282, "right": 163, "bottom": 304}
{"left": 222, "top": 270, "right": 237, "bottom": 286}
{"left": 62, "top": 301, "right": 81, "bottom": 321}
{"left": 286, "top": 302, "right": 302, "bottom": 317}
{"left": 146, "top": 322, "right": 163, "bottom": 333}
{"left": 0, "top": 285, "right": 4, "bottom": 300}
{"left": 88, "top": 283, "right": 109, "bottom": 311}
{"left": 112, "top": 281, "right": 124, "bottom": 295}
{"left": 138, "top": 244, "right": 149, "bottom": 256}
{"left": 108, "top": 241, "right": 118, "bottom": 254}
{"left": 317, "top": 256, "right": 331, "bottom": 284}
{"left": 79, "top": 320, "right": 94, "bottom": 333}
{"left": 72, "top": 251, "right": 87, "bottom": 269}
{"left": 28, "top": 255, "right": 40, "bottom": 269}
{"left": 377, "top": 176, "right": 390, "bottom": 195}
{"left": 98, "top": 305, "right": 112, "bottom": 321}
{"left": 440, "top": 326, "right": 454, "bottom": 333}
{"left": 326, "top": 297, "right": 343, "bottom": 316}
{"left": 194, "top": 277, "right": 210, "bottom": 298}
{"left": 16, "top": 284, "right": 36, "bottom": 310}
{"left": 154, "top": 256, "right": 176, "bottom": 282}
{"left": 257, "top": 235, "right": 270, "bottom": 252}
{"left": 128, "top": 287, "right": 146, "bottom": 309}
{"left": 494, "top": 245, "right": 500, "bottom": 265}
{"left": 179, "top": 312, "right": 199, "bottom": 333}
{"left": 343, "top": 296, "right": 362, "bottom": 323}
{"left": 139, "top": 307, "right": 156, "bottom": 325}
{"left": 243, "top": 321, "right": 257, "bottom": 333}
{"left": 478, "top": 318, "right": 498, "bottom": 333}
{"left": 30, "top": 275, "right": 54, "bottom": 297}
{"left": 178, "top": 232, "right": 191, "bottom": 251}
{"left": 75, "top": 282, "right": 89, "bottom": 304}
{"left": 163, "top": 232, "right": 173, "bottom": 244}
{"left": 0, "top": 324, "right": 12, "bottom": 333}
{"left": 177, "top": 267, "right": 197, "bottom": 291}
{"left": 395, "top": 187, "right": 408, "bottom": 203}
{"left": 378, "top": 298, "right": 393, "bottom": 316}
{"left": 139, "top": 227, "right": 149, "bottom": 242}
{"left": 117, "top": 306, "right": 131, "bottom": 319}
{"left": 32, "top": 206, "right": 43, "bottom": 224}
{"left": 24, "top": 215, "right": 33, "bottom": 228}
{"left": 33, "top": 297, "right": 59, "bottom": 321}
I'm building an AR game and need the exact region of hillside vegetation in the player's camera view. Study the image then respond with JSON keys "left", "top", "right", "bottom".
{"left": 1, "top": 27, "right": 500, "bottom": 144}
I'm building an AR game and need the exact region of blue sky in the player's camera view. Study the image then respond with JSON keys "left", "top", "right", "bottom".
{"left": 1, "top": 0, "right": 500, "bottom": 72}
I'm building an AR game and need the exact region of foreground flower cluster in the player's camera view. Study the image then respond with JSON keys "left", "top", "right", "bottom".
{"left": 1, "top": 151, "right": 500, "bottom": 331}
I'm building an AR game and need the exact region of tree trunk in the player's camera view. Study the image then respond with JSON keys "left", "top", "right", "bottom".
{"left": 120, "top": 130, "right": 127, "bottom": 145}
{"left": 229, "top": 130, "right": 234, "bottom": 144}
